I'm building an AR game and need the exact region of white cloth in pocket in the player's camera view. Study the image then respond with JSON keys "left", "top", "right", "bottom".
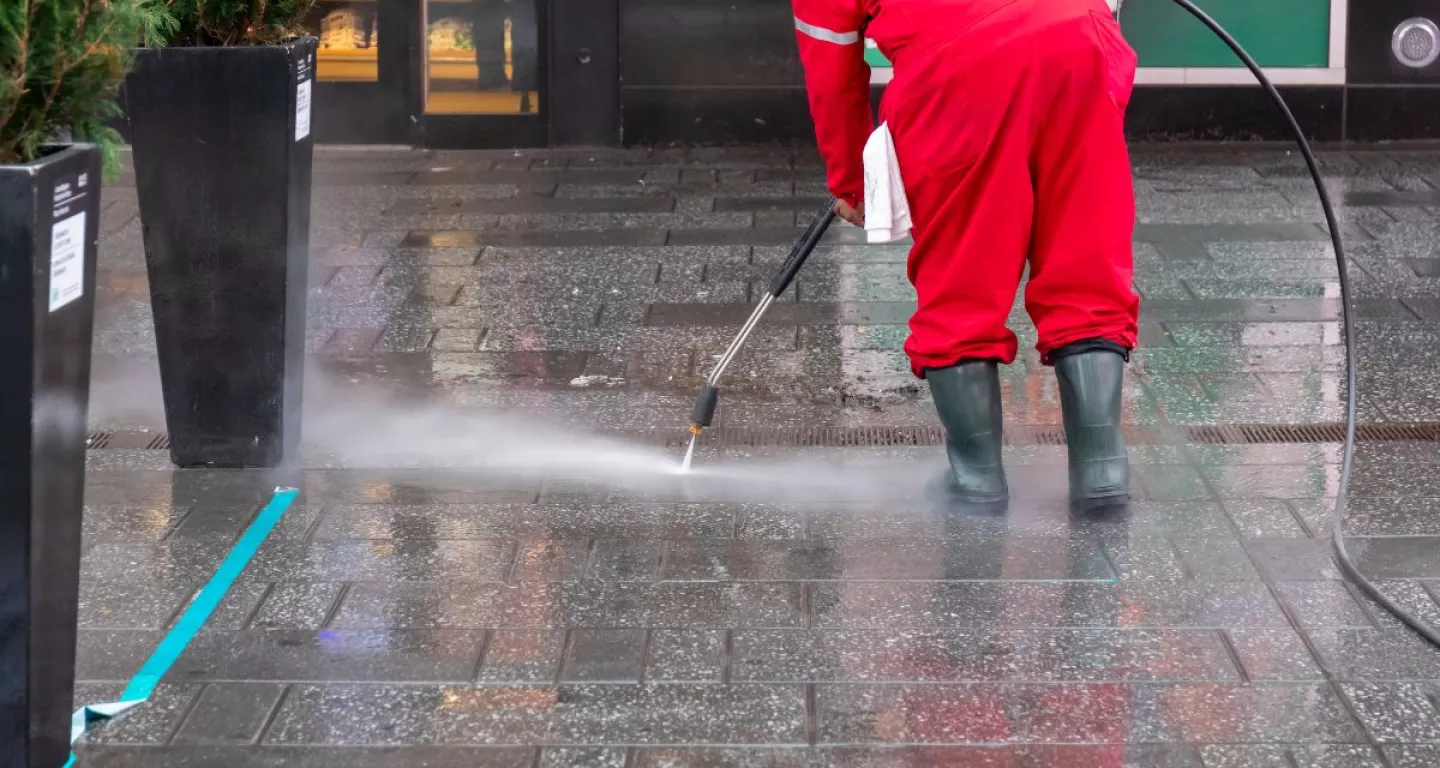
{"left": 862, "top": 122, "right": 912, "bottom": 243}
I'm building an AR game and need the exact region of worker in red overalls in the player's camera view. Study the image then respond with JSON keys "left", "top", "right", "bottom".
{"left": 792, "top": 0, "right": 1140, "bottom": 509}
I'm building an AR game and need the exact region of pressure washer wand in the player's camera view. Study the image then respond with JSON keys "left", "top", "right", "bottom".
{"left": 683, "top": 198, "right": 838, "bottom": 459}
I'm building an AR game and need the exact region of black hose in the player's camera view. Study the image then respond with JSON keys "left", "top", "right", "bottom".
{"left": 1168, "top": 0, "right": 1440, "bottom": 647}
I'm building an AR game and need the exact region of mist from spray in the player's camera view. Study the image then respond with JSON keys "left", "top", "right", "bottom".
{"left": 303, "top": 383, "right": 678, "bottom": 477}
{"left": 300, "top": 383, "right": 933, "bottom": 501}
{"left": 87, "top": 353, "right": 166, "bottom": 431}
{"left": 86, "top": 357, "right": 933, "bottom": 502}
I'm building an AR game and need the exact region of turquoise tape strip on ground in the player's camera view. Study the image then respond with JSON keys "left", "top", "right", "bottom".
{"left": 62, "top": 487, "right": 300, "bottom": 768}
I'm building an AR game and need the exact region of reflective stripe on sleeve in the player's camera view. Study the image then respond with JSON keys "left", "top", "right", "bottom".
{"left": 794, "top": 16, "right": 862, "bottom": 45}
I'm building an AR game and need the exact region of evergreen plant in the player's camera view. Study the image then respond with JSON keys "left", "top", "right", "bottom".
{"left": 0, "top": 0, "right": 173, "bottom": 170}
{"left": 160, "top": 0, "right": 315, "bottom": 47}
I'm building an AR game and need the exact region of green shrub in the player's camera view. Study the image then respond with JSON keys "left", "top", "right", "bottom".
{"left": 0, "top": 0, "right": 172, "bottom": 170}
{"left": 159, "top": 0, "right": 316, "bottom": 46}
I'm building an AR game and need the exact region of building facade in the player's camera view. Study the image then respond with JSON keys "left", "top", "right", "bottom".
{"left": 302, "top": 0, "right": 1438, "bottom": 146}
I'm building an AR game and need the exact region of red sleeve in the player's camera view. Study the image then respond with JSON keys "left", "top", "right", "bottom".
{"left": 791, "top": 0, "right": 873, "bottom": 208}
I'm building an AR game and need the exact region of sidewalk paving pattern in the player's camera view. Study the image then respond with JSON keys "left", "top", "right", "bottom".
{"left": 73, "top": 146, "right": 1440, "bottom": 767}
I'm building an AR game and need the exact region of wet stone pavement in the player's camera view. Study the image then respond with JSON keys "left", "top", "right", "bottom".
{"left": 74, "top": 146, "right": 1440, "bottom": 766}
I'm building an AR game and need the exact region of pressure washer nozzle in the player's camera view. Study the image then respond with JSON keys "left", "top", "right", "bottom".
{"left": 689, "top": 384, "right": 721, "bottom": 431}
{"left": 690, "top": 424, "right": 704, "bottom": 436}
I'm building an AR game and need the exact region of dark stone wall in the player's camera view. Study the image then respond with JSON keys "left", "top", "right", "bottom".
{"left": 619, "top": 0, "right": 814, "bottom": 145}
{"left": 616, "top": 0, "right": 1440, "bottom": 145}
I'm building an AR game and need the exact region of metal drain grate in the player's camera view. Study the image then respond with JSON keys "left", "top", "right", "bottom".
{"left": 85, "top": 430, "right": 170, "bottom": 450}
{"left": 652, "top": 422, "right": 1440, "bottom": 449}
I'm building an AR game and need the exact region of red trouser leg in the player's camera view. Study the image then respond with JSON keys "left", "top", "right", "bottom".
{"left": 1026, "top": 13, "right": 1141, "bottom": 361}
{"left": 891, "top": 9, "right": 1139, "bottom": 377}
{"left": 892, "top": 46, "right": 1035, "bottom": 376}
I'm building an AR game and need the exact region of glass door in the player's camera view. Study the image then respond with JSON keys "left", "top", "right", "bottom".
{"left": 305, "top": 0, "right": 410, "bottom": 142}
{"left": 416, "top": 0, "right": 547, "bottom": 146}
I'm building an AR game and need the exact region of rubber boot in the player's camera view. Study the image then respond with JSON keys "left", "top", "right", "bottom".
{"left": 927, "top": 361, "right": 1008, "bottom": 505}
{"left": 1054, "top": 347, "right": 1130, "bottom": 509}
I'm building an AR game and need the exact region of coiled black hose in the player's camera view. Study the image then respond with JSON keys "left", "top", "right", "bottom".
{"left": 1168, "top": 0, "right": 1440, "bottom": 647}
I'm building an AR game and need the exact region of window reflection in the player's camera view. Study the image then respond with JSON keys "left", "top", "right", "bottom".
{"left": 424, "top": 0, "right": 540, "bottom": 114}
{"left": 310, "top": 0, "right": 380, "bottom": 82}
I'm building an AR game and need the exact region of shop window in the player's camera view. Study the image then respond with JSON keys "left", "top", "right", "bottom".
{"left": 423, "top": 0, "right": 540, "bottom": 114}
{"left": 310, "top": 0, "right": 380, "bottom": 82}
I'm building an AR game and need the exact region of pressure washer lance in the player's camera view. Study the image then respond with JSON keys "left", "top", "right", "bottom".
{"left": 680, "top": 198, "right": 839, "bottom": 472}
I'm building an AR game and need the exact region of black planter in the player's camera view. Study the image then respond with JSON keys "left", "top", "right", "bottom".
{"left": 125, "top": 39, "right": 316, "bottom": 468}
{"left": 0, "top": 144, "right": 102, "bottom": 768}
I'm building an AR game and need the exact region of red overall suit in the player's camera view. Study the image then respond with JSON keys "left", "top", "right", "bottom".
{"left": 792, "top": 0, "right": 1141, "bottom": 376}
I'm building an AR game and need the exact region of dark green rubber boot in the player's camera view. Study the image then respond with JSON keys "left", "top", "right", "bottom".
{"left": 927, "top": 361, "right": 1008, "bottom": 504}
{"left": 1054, "top": 348, "right": 1130, "bottom": 508}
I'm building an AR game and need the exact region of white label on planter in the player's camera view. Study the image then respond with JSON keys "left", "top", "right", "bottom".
{"left": 49, "top": 212, "right": 86, "bottom": 312}
{"left": 296, "top": 79, "right": 312, "bottom": 141}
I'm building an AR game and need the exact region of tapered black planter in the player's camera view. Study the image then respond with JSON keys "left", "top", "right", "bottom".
{"left": 125, "top": 39, "right": 316, "bottom": 468}
{"left": 0, "top": 144, "right": 102, "bottom": 768}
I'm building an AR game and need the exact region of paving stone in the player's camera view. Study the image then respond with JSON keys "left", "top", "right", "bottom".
{"left": 1225, "top": 629, "right": 1325, "bottom": 682}
{"left": 1245, "top": 539, "right": 1341, "bottom": 580}
{"left": 81, "top": 503, "right": 192, "bottom": 542}
{"left": 662, "top": 538, "right": 1113, "bottom": 581}
{"left": 1349, "top": 537, "right": 1440, "bottom": 579}
{"left": 1389, "top": 745, "right": 1440, "bottom": 767}
{"left": 1171, "top": 538, "right": 1260, "bottom": 580}
{"left": 1341, "top": 682, "right": 1440, "bottom": 742}
{"left": 1352, "top": 581, "right": 1440, "bottom": 634}
{"left": 478, "top": 631, "right": 567, "bottom": 682}
{"left": 1102, "top": 537, "right": 1187, "bottom": 581}
{"left": 80, "top": 540, "right": 233, "bottom": 586}
{"left": 559, "top": 629, "right": 648, "bottom": 682}
{"left": 78, "top": 578, "right": 194, "bottom": 630}
{"left": 634, "top": 746, "right": 1202, "bottom": 767}
{"left": 404, "top": 229, "right": 667, "bottom": 248}
{"left": 388, "top": 197, "right": 675, "bottom": 215}
{"left": 74, "top": 746, "right": 537, "bottom": 767}
{"left": 171, "top": 630, "right": 486, "bottom": 682}
{"left": 314, "top": 502, "right": 732, "bottom": 540}
{"left": 266, "top": 684, "right": 808, "bottom": 745}
{"left": 331, "top": 582, "right": 805, "bottom": 629}
{"left": 251, "top": 583, "right": 344, "bottom": 630}
{"left": 411, "top": 169, "right": 645, "bottom": 186}
{"left": 173, "top": 683, "right": 286, "bottom": 745}
{"left": 808, "top": 582, "right": 1288, "bottom": 629}
{"left": 815, "top": 683, "right": 1364, "bottom": 743}
{"left": 730, "top": 629, "right": 1238, "bottom": 682}
{"left": 646, "top": 630, "right": 725, "bottom": 682}
{"left": 589, "top": 539, "right": 662, "bottom": 581}
{"left": 244, "top": 540, "right": 517, "bottom": 582}
{"left": 1198, "top": 744, "right": 1386, "bottom": 768}
{"left": 1307, "top": 628, "right": 1440, "bottom": 680}
{"left": 1222, "top": 499, "right": 1309, "bottom": 537}
{"left": 1276, "top": 582, "right": 1375, "bottom": 628}
{"left": 511, "top": 540, "right": 592, "bottom": 582}
{"left": 540, "top": 747, "right": 628, "bottom": 768}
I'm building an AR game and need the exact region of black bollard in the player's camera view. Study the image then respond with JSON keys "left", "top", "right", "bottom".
{"left": 125, "top": 40, "right": 316, "bottom": 468}
{"left": 0, "top": 144, "right": 102, "bottom": 768}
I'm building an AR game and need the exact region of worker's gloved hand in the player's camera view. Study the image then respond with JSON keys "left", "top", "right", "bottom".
{"left": 835, "top": 199, "right": 865, "bottom": 227}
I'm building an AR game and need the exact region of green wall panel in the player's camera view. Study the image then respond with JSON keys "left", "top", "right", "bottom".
{"left": 1121, "top": 0, "right": 1330, "bottom": 67}
{"left": 864, "top": 0, "right": 1331, "bottom": 69}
